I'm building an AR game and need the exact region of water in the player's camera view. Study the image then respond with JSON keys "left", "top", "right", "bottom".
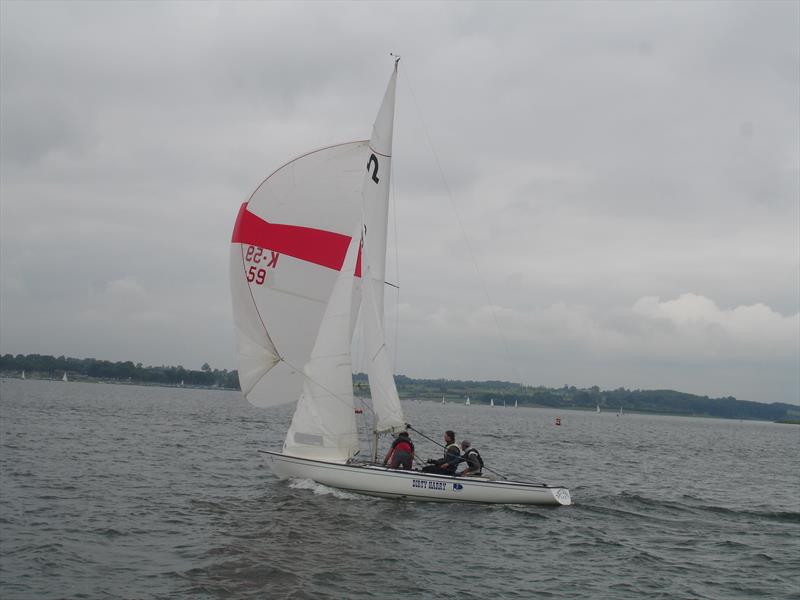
{"left": 1, "top": 379, "right": 798, "bottom": 599}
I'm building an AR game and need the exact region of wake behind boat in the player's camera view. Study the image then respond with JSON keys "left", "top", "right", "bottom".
{"left": 229, "top": 59, "right": 572, "bottom": 506}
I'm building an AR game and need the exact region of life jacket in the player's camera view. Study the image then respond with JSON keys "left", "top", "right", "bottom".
{"left": 440, "top": 442, "right": 460, "bottom": 471}
{"left": 444, "top": 442, "right": 460, "bottom": 458}
{"left": 393, "top": 440, "right": 413, "bottom": 454}
{"left": 391, "top": 437, "right": 414, "bottom": 454}
{"left": 463, "top": 447, "right": 484, "bottom": 470}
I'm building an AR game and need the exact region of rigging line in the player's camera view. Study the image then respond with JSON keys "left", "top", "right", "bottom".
{"left": 400, "top": 66, "right": 523, "bottom": 388}
{"left": 405, "top": 424, "right": 518, "bottom": 482}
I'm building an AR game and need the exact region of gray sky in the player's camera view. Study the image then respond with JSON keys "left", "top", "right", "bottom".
{"left": 1, "top": 1, "right": 798, "bottom": 404}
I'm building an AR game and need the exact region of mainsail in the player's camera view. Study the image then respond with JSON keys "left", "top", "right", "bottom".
{"left": 361, "top": 62, "right": 404, "bottom": 434}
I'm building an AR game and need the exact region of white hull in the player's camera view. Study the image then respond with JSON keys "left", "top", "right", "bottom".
{"left": 260, "top": 450, "right": 571, "bottom": 506}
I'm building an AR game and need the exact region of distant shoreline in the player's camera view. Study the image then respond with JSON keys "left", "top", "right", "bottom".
{"left": 4, "top": 375, "right": 799, "bottom": 425}
{"left": 2, "top": 353, "right": 798, "bottom": 422}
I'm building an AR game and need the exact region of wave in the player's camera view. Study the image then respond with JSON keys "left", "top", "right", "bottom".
{"left": 287, "top": 478, "right": 370, "bottom": 501}
{"left": 608, "top": 491, "right": 800, "bottom": 524}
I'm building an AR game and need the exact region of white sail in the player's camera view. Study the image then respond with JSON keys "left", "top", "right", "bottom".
{"left": 283, "top": 231, "right": 361, "bottom": 461}
{"left": 230, "top": 141, "right": 369, "bottom": 407}
{"left": 362, "top": 256, "right": 404, "bottom": 433}
{"left": 360, "top": 62, "right": 405, "bottom": 435}
{"left": 362, "top": 62, "right": 398, "bottom": 324}
{"left": 21, "top": 371, "right": 25, "bottom": 380}
{"left": 490, "top": 398, "right": 494, "bottom": 407}
{"left": 62, "top": 372, "right": 68, "bottom": 382}
{"left": 514, "top": 400, "right": 518, "bottom": 408}
{"left": 466, "top": 396, "right": 471, "bottom": 406}
{"left": 228, "top": 61, "right": 573, "bottom": 507}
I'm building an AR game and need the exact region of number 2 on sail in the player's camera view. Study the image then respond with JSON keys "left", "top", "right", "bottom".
{"left": 367, "top": 153, "right": 379, "bottom": 183}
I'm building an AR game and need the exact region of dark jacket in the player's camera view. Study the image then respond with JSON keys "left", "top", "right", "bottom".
{"left": 435, "top": 442, "right": 461, "bottom": 472}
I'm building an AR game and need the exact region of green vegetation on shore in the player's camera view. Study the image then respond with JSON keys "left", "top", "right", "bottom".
{"left": 1, "top": 353, "right": 238, "bottom": 389}
{"left": 2, "top": 353, "right": 797, "bottom": 422}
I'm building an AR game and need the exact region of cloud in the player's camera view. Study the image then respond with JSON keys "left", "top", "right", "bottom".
{"left": 1, "top": 1, "right": 797, "bottom": 402}
{"left": 391, "top": 293, "right": 798, "bottom": 403}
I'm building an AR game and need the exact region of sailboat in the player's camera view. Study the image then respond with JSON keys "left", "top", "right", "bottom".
{"left": 596, "top": 404, "right": 600, "bottom": 414}
{"left": 490, "top": 398, "right": 494, "bottom": 407}
{"left": 441, "top": 396, "right": 445, "bottom": 405}
{"left": 62, "top": 372, "right": 68, "bottom": 382}
{"left": 21, "top": 370, "right": 25, "bottom": 380}
{"left": 229, "top": 60, "right": 570, "bottom": 506}
{"left": 514, "top": 399, "right": 518, "bottom": 408}
{"left": 465, "top": 396, "right": 471, "bottom": 406}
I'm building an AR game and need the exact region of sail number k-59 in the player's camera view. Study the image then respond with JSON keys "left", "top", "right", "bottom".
{"left": 244, "top": 245, "right": 279, "bottom": 286}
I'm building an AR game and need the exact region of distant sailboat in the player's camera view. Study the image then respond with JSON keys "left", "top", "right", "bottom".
{"left": 596, "top": 404, "right": 600, "bottom": 414}
{"left": 21, "top": 370, "right": 25, "bottom": 380}
{"left": 62, "top": 372, "right": 68, "bottom": 382}
{"left": 503, "top": 399, "right": 506, "bottom": 408}
{"left": 514, "top": 399, "right": 518, "bottom": 408}
{"left": 441, "top": 396, "right": 445, "bottom": 405}
{"left": 490, "top": 398, "right": 494, "bottom": 407}
{"left": 465, "top": 396, "right": 471, "bottom": 406}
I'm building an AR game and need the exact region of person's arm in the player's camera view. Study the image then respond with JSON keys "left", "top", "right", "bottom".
{"left": 443, "top": 448, "right": 461, "bottom": 471}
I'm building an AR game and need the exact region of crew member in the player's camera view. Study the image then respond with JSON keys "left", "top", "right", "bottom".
{"left": 383, "top": 430, "right": 415, "bottom": 470}
{"left": 422, "top": 430, "right": 460, "bottom": 475}
{"left": 457, "top": 440, "right": 483, "bottom": 477}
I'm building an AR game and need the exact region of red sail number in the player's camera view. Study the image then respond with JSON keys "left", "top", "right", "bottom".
{"left": 244, "top": 245, "right": 279, "bottom": 285}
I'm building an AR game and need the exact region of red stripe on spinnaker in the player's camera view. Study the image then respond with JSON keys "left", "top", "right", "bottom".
{"left": 232, "top": 203, "right": 361, "bottom": 275}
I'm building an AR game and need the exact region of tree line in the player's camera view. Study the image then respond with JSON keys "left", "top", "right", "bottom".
{"left": 3, "top": 354, "right": 797, "bottom": 421}
{"left": 0, "top": 354, "right": 239, "bottom": 389}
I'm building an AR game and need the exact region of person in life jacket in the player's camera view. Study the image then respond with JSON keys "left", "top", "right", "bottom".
{"left": 383, "top": 431, "right": 415, "bottom": 469}
{"left": 457, "top": 440, "right": 483, "bottom": 477}
{"left": 421, "top": 430, "right": 461, "bottom": 475}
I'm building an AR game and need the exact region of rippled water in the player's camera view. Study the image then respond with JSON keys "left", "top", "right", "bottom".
{"left": 1, "top": 379, "right": 798, "bottom": 599}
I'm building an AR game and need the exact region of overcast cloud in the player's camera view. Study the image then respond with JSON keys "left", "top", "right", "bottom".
{"left": 1, "top": 1, "right": 798, "bottom": 404}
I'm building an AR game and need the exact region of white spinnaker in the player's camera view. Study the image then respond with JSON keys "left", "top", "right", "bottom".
{"left": 230, "top": 141, "right": 368, "bottom": 407}
{"left": 283, "top": 231, "right": 361, "bottom": 462}
{"left": 362, "top": 62, "right": 398, "bottom": 324}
